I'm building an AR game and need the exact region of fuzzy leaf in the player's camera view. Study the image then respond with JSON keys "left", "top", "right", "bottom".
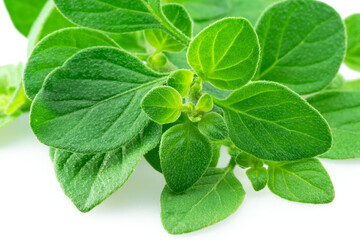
{"left": 160, "top": 123, "right": 212, "bottom": 192}
{"left": 198, "top": 112, "right": 228, "bottom": 140}
{"left": 246, "top": 167, "right": 267, "bottom": 191}
{"left": 187, "top": 17, "right": 260, "bottom": 90}
{"left": 4, "top": 0, "right": 47, "bottom": 36}
{"left": 54, "top": 0, "right": 190, "bottom": 45}
{"left": 161, "top": 167, "right": 245, "bottom": 234}
{"left": 144, "top": 116, "right": 187, "bottom": 173}
{"left": 30, "top": 47, "right": 167, "bottom": 153}
{"left": 53, "top": 122, "right": 161, "bottom": 212}
{"left": 141, "top": 86, "right": 183, "bottom": 124}
{"left": 344, "top": 14, "right": 360, "bottom": 71}
{"left": 267, "top": 158, "right": 335, "bottom": 203}
{"left": 307, "top": 90, "right": 360, "bottom": 159}
{"left": 255, "top": 0, "right": 346, "bottom": 94}
{"left": 145, "top": 4, "right": 192, "bottom": 52}
{"left": 25, "top": 27, "right": 119, "bottom": 100}
{"left": 215, "top": 81, "right": 332, "bottom": 161}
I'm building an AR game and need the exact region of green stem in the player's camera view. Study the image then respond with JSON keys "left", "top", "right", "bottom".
{"left": 212, "top": 140, "right": 233, "bottom": 147}
{"left": 227, "top": 157, "right": 236, "bottom": 170}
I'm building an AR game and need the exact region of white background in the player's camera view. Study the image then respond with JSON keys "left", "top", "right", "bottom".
{"left": 1, "top": 1, "right": 360, "bottom": 239}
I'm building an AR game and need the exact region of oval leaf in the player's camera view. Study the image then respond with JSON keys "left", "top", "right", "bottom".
{"left": 31, "top": 47, "right": 167, "bottom": 153}
{"left": 246, "top": 167, "right": 267, "bottom": 191}
{"left": 307, "top": 90, "right": 360, "bottom": 159}
{"left": 344, "top": 14, "right": 360, "bottom": 72}
{"left": 145, "top": 4, "right": 193, "bottom": 52}
{"left": 53, "top": 122, "right": 161, "bottom": 212}
{"left": 215, "top": 81, "right": 332, "bottom": 161}
{"left": 25, "top": 27, "right": 119, "bottom": 100}
{"left": 187, "top": 17, "right": 260, "bottom": 90}
{"left": 255, "top": 0, "right": 346, "bottom": 94}
{"left": 198, "top": 112, "right": 228, "bottom": 140}
{"left": 160, "top": 123, "right": 212, "bottom": 192}
{"left": 267, "top": 158, "right": 335, "bottom": 203}
{"left": 141, "top": 86, "right": 183, "bottom": 124}
{"left": 161, "top": 167, "right": 245, "bottom": 234}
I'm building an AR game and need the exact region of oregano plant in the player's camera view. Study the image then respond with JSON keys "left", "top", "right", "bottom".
{"left": 2, "top": 0, "right": 360, "bottom": 235}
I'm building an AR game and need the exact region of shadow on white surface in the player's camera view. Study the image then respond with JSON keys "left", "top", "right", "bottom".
{"left": 0, "top": 114, "right": 34, "bottom": 148}
{"left": 93, "top": 158, "right": 165, "bottom": 215}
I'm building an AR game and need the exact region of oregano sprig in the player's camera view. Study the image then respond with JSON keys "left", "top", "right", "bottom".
{"left": 3, "top": 0, "right": 356, "bottom": 235}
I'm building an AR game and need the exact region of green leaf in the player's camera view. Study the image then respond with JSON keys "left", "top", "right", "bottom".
{"left": 198, "top": 112, "right": 228, "bottom": 140}
{"left": 167, "top": 69, "right": 193, "bottom": 97}
{"left": 345, "top": 14, "right": 360, "bottom": 71}
{"left": 215, "top": 81, "right": 332, "bottom": 161}
{"left": 24, "top": 27, "right": 119, "bottom": 100}
{"left": 187, "top": 17, "right": 260, "bottom": 90}
{"left": 0, "top": 63, "right": 30, "bottom": 128}
{"left": 148, "top": 53, "right": 168, "bottom": 69}
{"left": 166, "top": 0, "right": 231, "bottom": 22}
{"left": 54, "top": 0, "right": 190, "bottom": 45}
{"left": 4, "top": 0, "right": 47, "bottom": 36}
{"left": 145, "top": 4, "right": 193, "bottom": 53}
{"left": 27, "top": 0, "right": 75, "bottom": 54}
{"left": 161, "top": 167, "right": 245, "bottom": 234}
{"left": 246, "top": 167, "right": 267, "bottom": 191}
{"left": 144, "top": 114, "right": 188, "bottom": 172}
{"left": 267, "top": 158, "right": 335, "bottom": 204}
{"left": 141, "top": 86, "right": 183, "bottom": 124}
{"left": 52, "top": 122, "right": 161, "bottom": 212}
{"left": 0, "top": 63, "right": 24, "bottom": 89}
{"left": 30, "top": 47, "right": 167, "bottom": 153}
{"left": 307, "top": 90, "right": 360, "bottom": 159}
{"left": 160, "top": 123, "right": 212, "bottom": 192}
{"left": 255, "top": 0, "right": 346, "bottom": 94}
{"left": 235, "top": 152, "right": 252, "bottom": 169}
{"left": 195, "top": 94, "right": 213, "bottom": 112}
